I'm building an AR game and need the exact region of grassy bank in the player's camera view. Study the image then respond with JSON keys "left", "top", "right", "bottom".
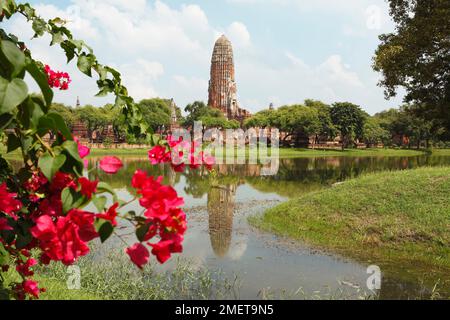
{"left": 1, "top": 144, "right": 447, "bottom": 160}
{"left": 249, "top": 167, "right": 450, "bottom": 293}
{"left": 2, "top": 245, "right": 239, "bottom": 300}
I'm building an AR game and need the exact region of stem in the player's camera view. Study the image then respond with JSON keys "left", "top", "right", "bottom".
{"left": 35, "top": 134, "right": 55, "bottom": 157}
{"left": 113, "top": 232, "right": 130, "bottom": 247}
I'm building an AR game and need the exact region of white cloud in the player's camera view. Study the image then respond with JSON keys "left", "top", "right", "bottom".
{"left": 3, "top": 0, "right": 402, "bottom": 114}
{"left": 227, "top": 22, "right": 251, "bottom": 47}
{"left": 119, "top": 60, "right": 164, "bottom": 100}
{"left": 317, "top": 55, "right": 363, "bottom": 88}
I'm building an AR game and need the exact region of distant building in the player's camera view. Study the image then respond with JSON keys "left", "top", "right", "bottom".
{"left": 208, "top": 35, "right": 251, "bottom": 124}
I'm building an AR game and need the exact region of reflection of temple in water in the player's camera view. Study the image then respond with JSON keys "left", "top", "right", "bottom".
{"left": 207, "top": 184, "right": 237, "bottom": 257}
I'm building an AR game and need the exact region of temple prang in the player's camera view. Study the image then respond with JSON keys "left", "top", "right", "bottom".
{"left": 208, "top": 35, "right": 251, "bottom": 124}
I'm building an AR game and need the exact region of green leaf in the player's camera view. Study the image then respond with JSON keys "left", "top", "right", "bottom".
{"left": 61, "top": 40, "right": 76, "bottom": 63}
{"left": 97, "top": 182, "right": 116, "bottom": 196}
{"left": 6, "top": 133, "right": 20, "bottom": 153}
{"left": 51, "top": 32, "right": 64, "bottom": 45}
{"left": 61, "top": 140, "right": 81, "bottom": 162}
{"left": 93, "top": 196, "right": 107, "bottom": 212}
{"left": 77, "top": 54, "right": 93, "bottom": 77}
{"left": 0, "top": 242, "right": 9, "bottom": 265}
{"left": 18, "top": 96, "right": 44, "bottom": 130}
{"left": 0, "top": 40, "right": 26, "bottom": 77}
{"left": 136, "top": 223, "right": 150, "bottom": 242}
{"left": 38, "top": 152, "right": 66, "bottom": 181}
{"left": 0, "top": 77, "right": 28, "bottom": 114}
{"left": 32, "top": 18, "right": 47, "bottom": 37}
{"left": 15, "top": 233, "right": 32, "bottom": 250}
{"left": 25, "top": 61, "right": 53, "bottom": 108}
{"left": 38, "top": 112, "right": 72, "bottom": 139}
{"left": 0, "top": 113, "right": 13, "bottom": 130}
{"left": 61, "top": 187, "right": 85, "bottom": 214}
{"left": 98, "top": 221, "right": 114, "bottom": 243}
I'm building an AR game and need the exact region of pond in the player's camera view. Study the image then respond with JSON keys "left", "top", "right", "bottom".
{"left": 11, "top": 155, "right": 450, "bottom": 299}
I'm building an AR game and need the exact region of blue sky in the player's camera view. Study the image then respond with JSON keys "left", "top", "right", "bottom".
{"left": 7, "top": 0, "right": 405, "bottom": 114}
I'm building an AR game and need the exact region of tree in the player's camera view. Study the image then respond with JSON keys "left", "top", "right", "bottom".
{"left": 304, "top": 99, "right": 337, "bottom": 143}
{"left": 74, "top": 105, "right": 110, "bottom": 137}
{"left": 138, "top": 98, "right": 171, "bottom": 132}
{"left": 183, "top": 101, "right": 210, "bottom": 128}
{"left": 363, "top": 118, "right": 390, "bottom": 147}
{"left": 50, "top": 103, "right": 78, "bottom": 128}
{"left": 274, "top": 105, "right": 321, "bottom": 147}
{"left": 330, "top": 102, "right": 366, "bottom": 150}
{"left": 244, "top": 109, "right": 275, "bottom": 128}
{"left": 373, "top": 0, "right": 450, "bottom": 135}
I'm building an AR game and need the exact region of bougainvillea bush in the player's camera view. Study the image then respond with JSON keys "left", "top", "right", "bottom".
{"left": 0, "top": 1, "right": 213, "bottom": 299}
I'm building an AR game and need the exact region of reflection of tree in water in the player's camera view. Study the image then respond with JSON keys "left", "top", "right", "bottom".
{"left": 207, "top": 184, "right": 237, "bottom": 258}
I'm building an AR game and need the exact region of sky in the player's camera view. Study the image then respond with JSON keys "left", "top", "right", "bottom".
{"left": 5, "top": 0, "right": 406, "bottom": 115}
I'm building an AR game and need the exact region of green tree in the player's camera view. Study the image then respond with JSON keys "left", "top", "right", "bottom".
{"left": 49, "top": 103, "right": 78, "bottom": 128}
{"left": 74, "top": 105, "right": 110, "bottom": 136}
{"left": 363, "top": 118, "right": 390, "bottom": 147}
{"left": 373, "top": 0, "right": 450, "bottom": 135}
{"left": 244, "top": 109, "right": 275, "bottom": 128}
{"left": 274, "top": 105, "right": 321, "bottom": 147}
{"left": 183, "top": 101, "right": 210, "bottom": 128}
{"left": 138, "top": 98, "right": 171, "bottom": 132}
{"left": 330, "top": 102, "right": 367, "bottom": 150}
{"left": 304, "top": 99, "right": 337, "bottom": 143}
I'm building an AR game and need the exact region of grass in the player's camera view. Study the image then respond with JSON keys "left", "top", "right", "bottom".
{"left": 31, "top": 246, "right": 239, "bottom": 300}
{"left": 1, "top": 144, "right": 442, "bottom": 161}
{"left": 249, "top": 167, "right": 450, "bottom": 296}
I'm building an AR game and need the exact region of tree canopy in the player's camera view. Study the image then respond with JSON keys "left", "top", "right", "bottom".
{"left": 373, "top": 0, "right": 450, "bottom": 134}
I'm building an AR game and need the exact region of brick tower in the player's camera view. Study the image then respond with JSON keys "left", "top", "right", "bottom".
{"left": 208, "top": 35, "right": 238, "bottom": 119}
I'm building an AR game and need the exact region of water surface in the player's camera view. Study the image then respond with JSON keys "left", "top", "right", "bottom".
{"left": 86, "top": 155, "right": 450, "bottom": 299}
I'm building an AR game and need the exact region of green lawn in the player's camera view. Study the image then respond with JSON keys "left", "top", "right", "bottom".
{"left": 249, "top": 167, "right": 450, "bottom": 294}
{"left": 2, "top": 144, "right": 448, "bottom": 160}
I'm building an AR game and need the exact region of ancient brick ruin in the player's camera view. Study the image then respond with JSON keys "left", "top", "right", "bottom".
{"left": 208, "top": 35, "right": 251, "bottom": 123}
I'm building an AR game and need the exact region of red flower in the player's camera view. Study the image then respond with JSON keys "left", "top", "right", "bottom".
{"left": 44, "top": 65, "right": 71, "bottom": 91}
{"left": 131, "top": 170, "right": 187, "bottom": 264}
{"left": 149, "top": 240, "right": 173, "bottom": 264}
{"left": 131, "top": 170, "right": 148, "bottom": 189}
{"left": 171, "top": 163, "right": 185, "bottom": 173}
{"left": 96, "top": 203, "right": 119, "bottom": 226}
{"left": 125, "top": 243, "right": 149, "bottom": 269}
{"left": 0, "top": 183, "right": 22, "bottom": 220}
{"left": 78, "top": 177, "right": 98, "bottom": 199}
{"left": 167, "top": 135, "right": 183, "bottom": 148}
{"left": 50, "top": 172, "right": 76, "bottom": 193}
{"left": 99, "top": 156, "right": 123, "bottom": 174}
{"left": 16, "top": 258, "right": 38, "bottom": 277}
{"left": 148, "top": 145, "right": 170, "bottom": 165}
{"left": 31, "top": 210, "right": 98, "bottom": 265}
{"left": 22, "top": 280, "right": 40, "bottom": 299}
{"left": 0, "top": 217, "right": 12, "bottom": 231}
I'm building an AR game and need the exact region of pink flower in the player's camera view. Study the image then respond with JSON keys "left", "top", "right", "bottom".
{"left": 125, "top": 243, "right": 150, "bottom": 269}
{"left": 99, "top": 156, "right": 123, "bottom": 174}
{"left": 22, "top": 280, "right": 40, "bottom": 299}
{"left": 73, "top": 137, "right": 90, "bottom": 159}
